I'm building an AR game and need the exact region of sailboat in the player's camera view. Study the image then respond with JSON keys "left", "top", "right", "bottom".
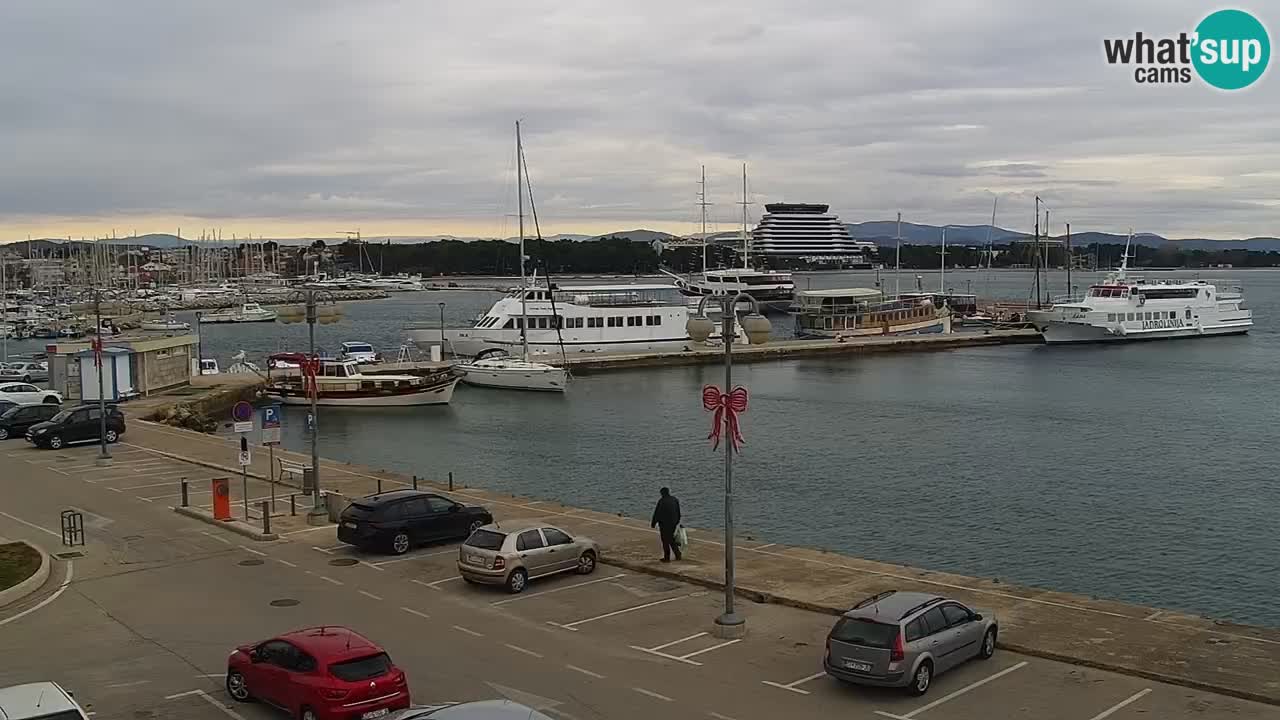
{"left": 455, "top": 122, "right": 570, "bottom": 393}
{"left": 661, "top": 165, "right": 794, "bottom": 313}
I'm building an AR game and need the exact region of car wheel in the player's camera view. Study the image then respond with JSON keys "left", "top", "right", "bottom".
{"left": 390, "top": 531, "right": 410, "bottom": 555}
{"left": 225, "top": 670, "right": 251, "bottom": 702}
{"left": 506, "top": 567, "right": 528, "bottom": 594}
{"left": 908, "top": 660, "right": 932, "bottom": 696}
{"left": 979, "top": 628, "right": 997, "bottom": 660}
{"left": 105, "top": 429, "right": 119, "bottom": 443}
{"left": 43, "top": 396, "right": 59, "bottom": 405}
{"left": 0, "top": 427, "right": 8, "bottom": 440}
{"left": 21, "top": 375, "right": 30, "bottom": 382}
{"left": 300, "top": 706, "right": 318, "bottom": 720}
{"left": 48, "top": 435, "right": 63, "bottom": 449}
{"left": 577, "top": 550, "right": 597, "bottom": 575}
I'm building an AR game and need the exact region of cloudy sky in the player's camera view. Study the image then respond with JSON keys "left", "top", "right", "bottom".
{"left": 1, "top": 0, "right": 1275, "bottom": 241}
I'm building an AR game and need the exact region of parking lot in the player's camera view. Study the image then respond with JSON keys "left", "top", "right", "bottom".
{"left": 4, "top": 440, "right": 1279, "bottom": 720}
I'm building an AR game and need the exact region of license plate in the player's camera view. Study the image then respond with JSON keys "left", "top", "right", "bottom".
{"left": 467, "top": 554, "right": 485, "bottom": 566}
{"left": 844, "top": 660, "right": 873, "bottom": 672}
{"left": 361, "top": 710, "right": 389, "bottom": 720}
{"left": 342, "top": 522, "right": 357, "bottom": 529}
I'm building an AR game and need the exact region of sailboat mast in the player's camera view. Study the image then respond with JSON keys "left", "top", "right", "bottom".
{"left": 940, "top": 227, "right": 946, "bottom": 293}
{"left": 1033, "top": 196, "right": 1042, "bottom": 310}
{"left": 895, "top": 212, "right": 902, "bottom": 297}
{"left": 740, "top": 163, "right": 749, "bottom": 269}
{"left": 699, "top": 165, "right": 708, "bottom": 273}
{"left": 517, "top": 120, "right": 529, "bottom": 360}
{"left": 1065, "top": 222, "right": 1072, "bottom": 299}
{"left": 984, "top": 196, "right": 997, "bottom": 303}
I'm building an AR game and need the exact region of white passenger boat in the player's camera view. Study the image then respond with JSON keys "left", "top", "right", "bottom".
{"left": 1026, "top": 235, "right": 1253, "bottom": 344}
{"left": 264, "top": 354, "right": 458, "bottom": 406}
{"left": 200, "top": 302, "right": 278, "bottom": 324}
{"left": 140, "top": 312, "right": 191, "bottom": 332}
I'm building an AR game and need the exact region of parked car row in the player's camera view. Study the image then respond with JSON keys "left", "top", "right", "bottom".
{"left": 0, "top": 401, "right": 126, "bottom": 448}
{"left": 0, "top": 361, "right": 48, "bottom": 383}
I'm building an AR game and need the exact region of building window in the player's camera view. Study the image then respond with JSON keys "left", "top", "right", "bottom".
{"left": 1107, "top": 313, "right": 1116, "bottom": 322}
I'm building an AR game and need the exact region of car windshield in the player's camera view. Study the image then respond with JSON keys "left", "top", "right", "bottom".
{"left": 49, "top": 410, "right": 72, "bottom": 423}
{"left": 464, "top": 529, "right": 505, "bottom": 550}
{"left": 346, "top": 344, "right": 373, "bottom": 353}
{"left": 830, "top": 618, "right": 899, "bottom": 648}
{"left": 0, "top": 407, "right": 18, "bottom": 420}
{"left": 329, "top": 652, "right": 392, "bottom": 681}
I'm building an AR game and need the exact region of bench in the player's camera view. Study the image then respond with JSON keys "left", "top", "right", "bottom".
{"left": 277, "top": 458, "right": 313, "bottom": 485}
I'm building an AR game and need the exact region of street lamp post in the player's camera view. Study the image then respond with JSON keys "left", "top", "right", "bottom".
{"left": 277, "top": 288, "right": 342, "bottom": 524}
{"left": 686, "top": 292, "right": 771, "bottom": 639}
{"left": 94, "top": 290, "right": 111, "bottom": 463}
{"left": 438, "top": 302, "right": 446, "bottom": 355}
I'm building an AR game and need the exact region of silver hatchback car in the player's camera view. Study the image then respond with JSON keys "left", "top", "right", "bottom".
{"left": 824, "top": 590, "right": 998, "bottom": 696}
{"left": 457, "top": 524, "right": 598, "bottom": 593}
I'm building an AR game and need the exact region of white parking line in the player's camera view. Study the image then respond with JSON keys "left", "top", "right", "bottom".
{"left": 632, "top": 687, "right": 674, "bottom": 702}
{"left": 566, "top": 665, "right": 605, "bottom": 680}
{"left": 105, "top": 680, "right": 151, "bottom": 689}
{"left": 141, "top": 489, "right": 212, "bottom": 500}
{"left": 492, "top": 574, "right": 626, "bottom": 606}
{"left": 165, "top": 690, "right": 203, "bottom": 700}
{"left": 121, "top": 480, "right": 193, "bottom": 490}
{"left": 239, "top": 546, "right": 267, "bottom": 556}
{"left": 0, "top": 511, "right": 62, "bottom": 539}
{"left": 452, "top": 625, "right": 484, "bottom": 637}
{"left": 195, "top": 689, "right": 246, "bottom": 720}
{"left": 504, "top": 643, "right": 544, "bottom": 659}
{"left": 273, "top": 558, "right": 298, "bottom": 568}
{"left": 1086, "top": 689, "right": 1152, "bottom": 720}
{"left": 318, "top": 575, "right": 343, "bottom": 586}
{"left": 873, "top": 661, "right": 1028, "bottom": 719}
{"left": 400, "top": 607, "right": 431, "bottom": 620}
{"left": 762, "top": 671, "right": 825, "bottom": 695}
{"left": 200, "top": 531, "right": 233, "bottom": 545}
{"left": 311, "top": 546, "right": 335, "bottom": 554}
{"left": 709, "top": 713, "right": 740, "bottom": 720}
{"left": 650, "top": 632, "right": 707, "bottom": 652}
{"left": 679, "top": 639, "right": 741, "bottom": 661}
{"left": 372, "top": 547, "right": 459, "bottom": 565}
{"left": 551, "top": 595, "right": 687, "bottom": 630}
{"left": 423, "top": 575, "right": 463, "bottom": 589}
{"left": 359, "top": 590, "right": 384, "bottom": 601}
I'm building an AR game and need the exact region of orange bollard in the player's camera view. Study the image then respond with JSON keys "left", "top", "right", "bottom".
{"left": 211, "top": 477, "right": 231, "bottom": 521}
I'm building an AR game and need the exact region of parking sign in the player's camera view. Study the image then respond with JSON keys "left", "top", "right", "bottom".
{"left": 261, "top": 404, "right": 282, "bottom": 445}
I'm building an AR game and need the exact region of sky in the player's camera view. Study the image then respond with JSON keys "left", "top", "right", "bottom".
{"left": 1, "top": 0, "right": 1276, "bottom": 242}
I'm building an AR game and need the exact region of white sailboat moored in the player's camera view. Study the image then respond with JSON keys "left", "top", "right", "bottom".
{"left": 454, "top": 121, "right": 569, "bottom": 393}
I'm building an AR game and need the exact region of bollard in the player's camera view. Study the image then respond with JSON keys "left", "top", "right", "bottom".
{"left": 261, "top": 501, "right": 271, "bottom": 535}
{"left": 412, "top": 474, "right": 418, "bottom": 490}
{"left": 377, "top": 477, "right": 382, "bottom": 494}
{"left": 180, "top": 478, "right": 189, "bottom": 507}
{"left": 449, "top": 471, "right": 454, "bottom": 491}
{"left": 290, "top": 494, "right": 296, "bottom": 516}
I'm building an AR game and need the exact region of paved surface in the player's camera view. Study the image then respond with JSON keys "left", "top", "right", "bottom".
{"left": 2, "top": 439, "right": 1279, "bottom": 720}
{"left": 114, "top": 415, "right": 1280, "bottom": 705}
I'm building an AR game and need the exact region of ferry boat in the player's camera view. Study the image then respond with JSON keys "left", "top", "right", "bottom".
{"left": 410, "top": 282, "right": 705, "bottom": 357}
{"left": 791, "top": 288, "right": 950, "bottom": 338}
{"left": 1026, "top": 266, "right": 1252, "bottom": 344}
{"left": 264, "top": 354, "right": 458, "bottom": 406}
{"left": 200, "top": 302, "right": 278, "bottom": 324}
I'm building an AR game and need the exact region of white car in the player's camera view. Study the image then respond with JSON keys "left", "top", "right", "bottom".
{"left": 0, "top": 682, "right": 91, "bottom": 720}
{"left": 0, "top": 382, "right": 61, "bottom": 405}
{"left": 339, "top": 341, "right": 381, "bottom": 364}
{"left": 0, "top": 362, "right": 48, "bottom": 382}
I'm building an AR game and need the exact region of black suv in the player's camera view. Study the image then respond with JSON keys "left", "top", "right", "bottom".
{"left": 27, "top": 403, "right": 126, "bottom": 449}
{"left": 0, "top": 403, "right": 62, "bottom": 440}
{"left": 338, "top": 490, "right": 493, "bottom": 554}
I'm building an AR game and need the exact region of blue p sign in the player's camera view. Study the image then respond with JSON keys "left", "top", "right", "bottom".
{"left": 262, "top": 405, "right": 281, "bottom": 429}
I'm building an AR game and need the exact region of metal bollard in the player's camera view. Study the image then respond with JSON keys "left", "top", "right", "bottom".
{"left": 261, "top": 501, "right": 271, "bottom": 535}
{"left": 377, "top": 477, "right": 382, "bottom": 494}
{"left": 449, "top": 471, "right": 454, "bottom": 491}
{"left": 180, "top": 478, "right": 189, "bottom": 507}
{"left": 412, "top": 474, "right": 418, "bottom": 490}
{"left": 290, "top": 494, "right": 296, "bottom": 516}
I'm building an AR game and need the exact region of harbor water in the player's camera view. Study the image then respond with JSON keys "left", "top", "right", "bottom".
{"left": 9, "top": 269, "right": 1278, "bottom": 626}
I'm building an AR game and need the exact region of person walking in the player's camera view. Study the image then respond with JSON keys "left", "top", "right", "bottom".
{"left": 651, "top": 487, "right": 682, "bottom": 562}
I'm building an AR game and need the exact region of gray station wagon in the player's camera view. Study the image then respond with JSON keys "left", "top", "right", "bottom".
{"left": 457, "top": 524, "right": 598, "bottom": 593}
{"left": 824, "top": 590, "right": 998, "bottom": 695}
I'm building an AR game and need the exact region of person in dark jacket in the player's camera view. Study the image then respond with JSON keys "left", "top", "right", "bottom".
{"left": 650, "top": 487, "right": 682, "bottom": 562}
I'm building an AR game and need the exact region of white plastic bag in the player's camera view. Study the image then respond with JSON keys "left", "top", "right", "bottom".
{"left": 675, "top": 525, "right": 688, "bottom": 548}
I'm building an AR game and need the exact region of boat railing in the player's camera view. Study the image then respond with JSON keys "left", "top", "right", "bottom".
{"left": 1049, "top": 294, "right": 1087, "bottom": 305}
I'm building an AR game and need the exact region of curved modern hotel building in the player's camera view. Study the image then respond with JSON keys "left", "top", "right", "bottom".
{"left": 751, "top": 203, "right": 877, "bottom": 266}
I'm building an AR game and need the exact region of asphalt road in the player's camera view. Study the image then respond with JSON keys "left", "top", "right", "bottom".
{"left": 2, "top": 441, "right": 1278, "bottom": 720}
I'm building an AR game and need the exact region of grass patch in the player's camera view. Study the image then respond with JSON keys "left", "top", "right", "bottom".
{"left": 0, "top": 542, "right": 42, "bottom": 590}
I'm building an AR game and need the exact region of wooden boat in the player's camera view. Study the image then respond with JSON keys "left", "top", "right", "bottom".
{"left": 264, "top": 353, "right": 457, "bottom": 407}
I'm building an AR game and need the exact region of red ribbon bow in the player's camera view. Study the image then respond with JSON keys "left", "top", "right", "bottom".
{"left": 702, "top": 384, "right": 749, "bottom": 452}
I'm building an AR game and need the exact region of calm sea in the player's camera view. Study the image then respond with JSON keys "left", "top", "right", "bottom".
{"left": 10, "top": 269, "right": 1277, "bottom": 626}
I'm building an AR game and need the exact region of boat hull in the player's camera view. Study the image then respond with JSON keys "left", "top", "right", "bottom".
{"left": 200, "top": 315, "right": 277, "bottom": 324}
{"left": 458, "top": 365, "right": 567, "bottom": 392}
{"left": 411, "top": 328, "right": 691, "bottom": 358}
{"left": 266, "top": 378, "right": 458, "bottom": 406}
{"left": 1036, "top": 319, "right": 1251, "bottom": 344}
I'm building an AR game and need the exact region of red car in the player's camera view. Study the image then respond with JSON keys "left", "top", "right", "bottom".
{"left": 226, "top": 626, "right": 410, "bottom": 720}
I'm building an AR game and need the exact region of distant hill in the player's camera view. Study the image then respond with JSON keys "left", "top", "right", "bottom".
{"left": 588, "top": 229, "right": 675, "bottom": 243}
{"left": 846, "top": 222, "right": 1280, "bottom": 251}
